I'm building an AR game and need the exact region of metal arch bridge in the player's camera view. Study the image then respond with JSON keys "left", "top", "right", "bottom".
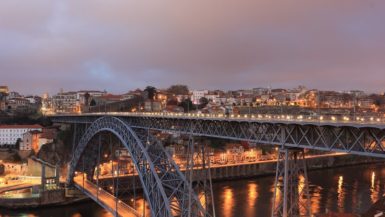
{"left": 67, "top": 116, "right": 212, "bottom": 217}
{"left": 51, "top": 112, "right": 385, "bottom": 217}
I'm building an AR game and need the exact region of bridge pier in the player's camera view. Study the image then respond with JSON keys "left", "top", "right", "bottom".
{"left": 185, "top": 135, "right": 215, "bottom": 217}
{"left": 272, "top": 147, "right": 311, "bottom": 217}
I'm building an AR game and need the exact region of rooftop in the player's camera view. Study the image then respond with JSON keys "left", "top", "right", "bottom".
{"left": 0, "top": 124, "right": 42, "bottom": 129}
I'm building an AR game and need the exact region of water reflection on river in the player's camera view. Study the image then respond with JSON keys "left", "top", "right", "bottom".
{"left": 1, "top": 163, "right": 385, "bottom": 217}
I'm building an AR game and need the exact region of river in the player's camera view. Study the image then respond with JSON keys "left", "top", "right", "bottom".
{"left": 1, "top": 163, "right": 384, "bottom": 217}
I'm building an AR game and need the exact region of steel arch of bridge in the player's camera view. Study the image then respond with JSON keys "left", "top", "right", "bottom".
{"left": 67, "top": 116, "right": 209, "bottom": 217}
{"left": 135, "top": 129, "right": 212, "bottom": 217}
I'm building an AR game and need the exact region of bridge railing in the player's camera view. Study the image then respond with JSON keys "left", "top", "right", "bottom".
{"left": 53, "top": 111, "right": 385, "bottom": 125}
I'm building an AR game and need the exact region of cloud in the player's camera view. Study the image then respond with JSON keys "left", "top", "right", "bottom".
{"left": 0, "top": 0, "right": 385, "bottom": 95}
{"left": 84, "top": 61, "right": 114, "bottom": 80}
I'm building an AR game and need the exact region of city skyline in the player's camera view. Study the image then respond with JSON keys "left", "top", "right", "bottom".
{"left": 1, "top": 1, "right": 385, "bottom": 95}
{"left": 3, "top": 84, "right": 385, "bottom": 97}
{"left": 2, "top": 1, "right": 385, "bottom": 217}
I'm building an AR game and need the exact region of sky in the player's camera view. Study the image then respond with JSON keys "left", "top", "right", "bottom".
{"left": 1, "top": 0, "right": 385, "bottom": 95}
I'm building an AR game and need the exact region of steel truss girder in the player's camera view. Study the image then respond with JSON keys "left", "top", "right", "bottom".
{"left": 272, "top": 148, "right": 310, "bottom": 217}
{"left": 53, "top": 116, "right": 385, "bottom": 158}
{"left": 184, "top": 135, "right": 216, "bottom": 217}
{"left": 127, "top": 118, "right": 385, "bottom": 158}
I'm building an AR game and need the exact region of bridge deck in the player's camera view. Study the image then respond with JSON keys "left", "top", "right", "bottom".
{"left": 51, "top": 112, "right": 385, "bottom": 128}
{"left": 51, "top": 112, "right": 385, "bottom": 158}
{"left": 73, "top": 175, "right": 141, "bottom": 217}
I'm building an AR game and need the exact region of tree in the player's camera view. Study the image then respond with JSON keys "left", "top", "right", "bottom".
{"left": 144, "top": 86, "right": 157, "bottom": 100}
{"left": 90, "top": 99, "right": 96, "bottom": 107}
{"left": 205, "top": 137, "right": 227, "bottom": 150}
{"left": 84, "top": 92, "right": 91, "bottom": 106}
{"left": 198, "top": 97, "right": 209, "bottom": 109}
{"left": 15, "top": 138, "right": 21, "bottom": 150}
{"left": 179, "top": 98, "right": 196, "bottom": 113}
{"left": 370, "top": 94, "right": 385, "bottom": 107}
{"left": 167, "top": 85, "right": 189, "bottom": 96}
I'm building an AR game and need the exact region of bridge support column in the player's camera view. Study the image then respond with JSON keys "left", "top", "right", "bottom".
{"left": 272, "top": 148, "right": 311, "bottom": 217}
{"left": 41, "top": 163, "right": 46, "bottom": 191}
{"left": 55, "top": 165, "right": 60, "bottom": 187}
{"left": 185, "top": 135, "right": 215, "bottom": 217}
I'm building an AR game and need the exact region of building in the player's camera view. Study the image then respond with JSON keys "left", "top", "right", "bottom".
{"left": 191, "top": 90, "right": 208, "bottom": 104}
{"left": 52, "top": 91, "right": 77, "bottom": 113}
{"left": 52, "top": 90, "right": 106, "bottom": 113}
{"left": 41, "top": 93, "right": 54, "bottom": 114}
{"left": 205, "top": 91, "right": 221, "bottom": 104}
{"left": 76, "top": 90, "right": 106, "bottom": 106}
{"left": 144, "top": 100, "right": 162, "bottom": 112}
{"left": 1, "top": 162, "right": 27, "bottom": 175}
{"left": 93, "top": 94, "right": 123, "bottom": 105}
{"left": 122, "top": 89, "right": 142, "bottom": 100}
{"left": 7, "top": 91, "right": 21, "bottom": 99}
{"left": 0, "top": 86, "right": 9, "bottom": 111}
{"left": 20, "top": 130, "right": 41, "bottom": 152}
{"left": 253, "top": 88, "right": 269, "bottom": 95}
{"left": 19, "top": 127, "right": 56, "bottom": 152}
{"left": 357, "top": 97, "right": 375, "bottom": 109}
{"left": 0, "top": 125, "right": 42, "bottom": 147}
{"left": 156, "top": 91, "right": 168, "bottom": 107}
{"left": 7, "top": 97, "right": 30, "bottom": 109}
{"left": 0, "top": 86, "right": 9, "bottom": 94}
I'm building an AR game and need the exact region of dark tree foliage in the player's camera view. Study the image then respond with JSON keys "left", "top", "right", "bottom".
{"left": 15, "top": 138, "right": 21, "bottom": 150}
{"left": 84, "top": 92, "right": 91, "bottom": 106}
{"left": 198, "top": 97, "right": 209, "bottom": 109}
{"left": 37, "top": 116, "right": 52, "bottom": 127}
{"left": 56, "top": 128, "right": 72, "bottom": 148}
{"left": 90, "top": 99, "right": 97, "bottom": 106}
{"left": 203, "top": 137, "right": 227, "bottom": 150}
{"left": 370, "top": 94, "right": 385, "bottom": 107}
{"left": 179, "top": 98, "right": 196, "bottom": 112}
{"left": 144, "top": 86, "right": 157, "bottom": 100}
{"left": 167, "top": 85, "right": 189, "bottom": 96}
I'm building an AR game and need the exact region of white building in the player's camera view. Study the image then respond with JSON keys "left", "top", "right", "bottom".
{"left": 191, "top": 90, "right": 208, "bottom": 104}
{"left": 205, "top": 93, "right": 221, "bottom": 104}
{"left": 76, "top": 90, "right": 106, "bottom": 106}
{"left": 0, "top": 125, "right": 42, "bottom": 147}
{"left": 52, "top": 91, "right": 77, "bottom": 113}
{"left": 52, "top": 90, "right": 106, "bottom": 113}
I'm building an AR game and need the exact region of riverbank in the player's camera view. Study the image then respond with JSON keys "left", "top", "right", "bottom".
{"left": 0, "top": 185, "right": 89, "bottom": 209}
{"left": 208, "top": 153, "right": 384, "bottom": 181}
{"left": 95, "top": 153, "right": 384, "bottom": 193}
{"left": 1, "top": 153, "right": 383, "bottom": 212}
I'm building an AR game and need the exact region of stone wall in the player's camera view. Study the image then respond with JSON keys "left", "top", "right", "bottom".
{"left": 0, "top": 189, "right": 65, "bottom": 208}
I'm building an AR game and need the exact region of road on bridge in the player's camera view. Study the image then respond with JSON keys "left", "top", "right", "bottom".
{"left": 73, "top": 175, "right": 141, "bottom": 217}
